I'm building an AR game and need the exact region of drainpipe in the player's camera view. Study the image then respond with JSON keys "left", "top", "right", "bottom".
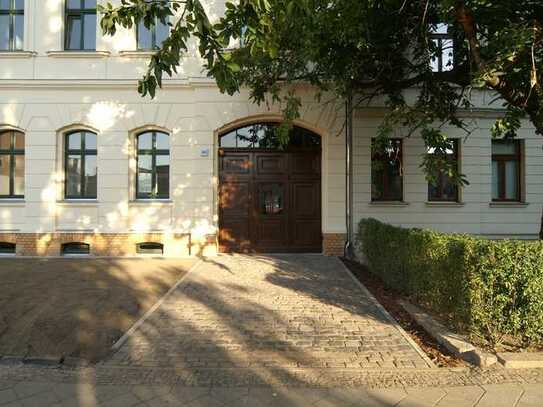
{"left": 344, "top": 94, "right": 354, "bottom": 259}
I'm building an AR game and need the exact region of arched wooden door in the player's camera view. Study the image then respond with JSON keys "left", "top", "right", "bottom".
{"left": 218, "top": 123, "right": 322, "bottom": 253}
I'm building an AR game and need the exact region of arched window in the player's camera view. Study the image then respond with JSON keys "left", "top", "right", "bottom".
{"left": 0, "top": 129, "right": 24, "bottom": 198}
{"left": 136, "top": 242, "right": 164, "bottom": 255}
{"left": 65, "top": 130, "right": 97, "bottom": 199}
{"left": 61, "top": 242, "right": 90, "bottom": 256}
{"left": 136, "top": 131, "right": 170, "bottom": 199}
{"left": 219, "top": 123, "right": 320, "bottom": 150}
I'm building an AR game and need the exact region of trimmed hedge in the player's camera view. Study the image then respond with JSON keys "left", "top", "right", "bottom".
{"left": 356, "top": 218, "right": 543, "bottom": 346}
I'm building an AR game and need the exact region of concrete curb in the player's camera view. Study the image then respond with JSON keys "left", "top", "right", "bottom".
{"left": 336, "top": 258, "right": 436, "bottom": 369}
{"left": 497, "top": 352, "right": 543, "bottom": 369}
{"left": 110, "top": 258, "right": 204, "bottom": 352}
{"left": 399, "top": 300, "right": 497, "bottom": 368}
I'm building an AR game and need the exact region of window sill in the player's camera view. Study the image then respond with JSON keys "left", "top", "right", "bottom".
{"left": 129, "top": 199, "right": 173, "bottom": 206}
{"left": 46, "top": 51, "right": 111, "bottom": 59}
{"left": 425, "top": 201, "right": 465, "bottom": 207}
{"left": 57, "top": 200, "right": 99, "bottom": 206}
{"left": 369, "top": 201, "right": 409, "bottom": 206}
{"left": 118, "top": 50, "right": 157, "bottom": 58}
{"left": 0, "top": 51, "right": 36, "bottom": 59}
{"left": 0, "top": 199, "right": 25, "bottom": 206}
{"left": 489, "top": 202, "right": 529, "bottom": 208}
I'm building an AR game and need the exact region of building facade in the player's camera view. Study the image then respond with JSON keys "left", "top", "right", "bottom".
{"left": 0, "top": 1, "right": 541, "bottom": 257}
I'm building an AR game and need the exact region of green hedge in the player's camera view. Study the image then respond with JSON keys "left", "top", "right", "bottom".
{"left": 356, "top": 218, "right": 543, "bottom": 346}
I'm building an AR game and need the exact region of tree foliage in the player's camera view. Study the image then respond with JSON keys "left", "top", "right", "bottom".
{"left": 100, "top": 0, "right": 543, "bottom": 232}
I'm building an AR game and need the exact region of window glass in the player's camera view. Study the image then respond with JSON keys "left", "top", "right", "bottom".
{"left": 0, "top": 131, "right": 10, "bottom": 149}
{"left": 137, "top": 21, "right": 153, "bottom": 50}
{"left": 84, "top": 0, "right": 96, "bottom": 8}
{"left": 137, "top": 17, "right": 168, "bottom": 50}
{"left": 66, "top": 155, "right": 82, "bottom": 196}
{"left": 85, "top": 132, "right": 97, "bottom": 150}
{"left": 14, "top": 0, "right": 23, "bottom": 9}
{"left": 0, "top": 155, "right": 9, "bottom": 195}
{"left": 67, "top": 132, "right": 82, "bottom": 150}
{"left": 13, "top": 131, "right": 23, "bottom": 149}
{"left": 0, "top": 242, "right": 15, "bottom": 254}
{"left": 0, "top": 131, "right": 24, "bottom": 198}
{"left": 13, "top": 155, "right": 23, "bottom": 195}
{"left": 492, "top": 141, "right": 517, "bottom": 155}
{"left": 505, "top": 160, "right": 519, "bottom": 200}
{"left": 155, "top": 155, "right": 170, "bottom": 196}
{"left": 137, "top": 132, "right": 152, "bottom": 150}
{"left": 0, "top": 15, "right": 9, "bottom": 50}
{"left": 136, "top": 132, "right": 170, "bottom": 198}
{"left": 260, "top": 183, "right": 284, "bottom": 215}
{"left": 492, "top": 140, "right": 521, "bottom": 201}
{"left": 62, "top": 242, "right": 90, "bottom": 255}
{"left": 491, "top": 161, "right": 499, "bottom": 200}
{"left": 427, "top": 140, "right": 459, "bottom": 201}
{"left": 137, "top": 154, "right": 152, "bottom": 195}
{"left": 0, "top": 1, "right": 10, "bottom": 10}
{"left": 219, "top": 124, "right": 321, "bottom": 150}
{"left": 84, "top": 155, "right": 97, "bottom": 197}
{"left": 371, "top": 139, "right": 403, "bottom": 201}
{"left": 66, "top": 16, "right": 82, "bottom": 50}
{"left": 155, "top": 19, "right": 169, "bottom": 47}
{"left": 155, "top": 132, "right": 169, "bottom": 150}
{"left": 136, "top": 242, "right": 163, "bottom": 255}
{"left": 83, "top": 13, "right": 96, "bottom": 50}
{"left": 67, "top": 0, "right": 81, "bottom": 9}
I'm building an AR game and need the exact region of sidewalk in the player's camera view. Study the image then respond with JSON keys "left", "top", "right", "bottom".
{"left": 0, "top": 379, "right": 541, "bottom": 406}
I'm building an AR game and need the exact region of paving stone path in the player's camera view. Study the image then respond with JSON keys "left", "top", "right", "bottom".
{"left": 106, "top": 255, "right": 432, "bottom": 373}
{"left": 2, "top": 254, "right": 543, "bottom": 405}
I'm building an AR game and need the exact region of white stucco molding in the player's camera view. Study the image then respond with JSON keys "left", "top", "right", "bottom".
{"left": 118, "top": 50, "right": 157, "bottom": 58}
{"left": 46, "top": 51, "right": 111, "bottom": 58}
{"left": 0, "top": 51, "right": 36, "bottom": 59}
{"left": 0, "top": 123, "right": 26, "bottom": 133}
{"left": 56, "top": 123, "right": 101, "bottom": 136}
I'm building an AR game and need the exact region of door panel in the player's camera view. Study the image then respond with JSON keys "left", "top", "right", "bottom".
{"left": 219, "top": 149, "right": 321, "bottom": 253}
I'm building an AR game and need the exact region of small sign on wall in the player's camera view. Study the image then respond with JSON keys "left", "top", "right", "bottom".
{"left": 200, "top": 148, "right": 210, "bottom": 158}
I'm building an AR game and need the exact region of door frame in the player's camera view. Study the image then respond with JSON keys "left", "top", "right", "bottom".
{"left": 213, "top": 115, "right": 328, "bottom": 252}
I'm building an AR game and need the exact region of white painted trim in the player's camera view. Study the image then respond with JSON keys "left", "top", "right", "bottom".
{"left": 111, "top": 258, "right": 203, "bottom": 351}
{"left": 46, "top": 51, "right": 111, "bottom": 58}
{"left": 335, "top": 257, "right": 436, "bottom": 369}
{"left": 0, "top": 51, "right": 36, "bottom": 59}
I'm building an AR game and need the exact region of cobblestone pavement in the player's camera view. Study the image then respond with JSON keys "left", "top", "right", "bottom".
{"left": 106, "top": 255, "right": 432, "bottom": 373}
{"left": 2, "top": 255, "right": 543, "bottom": 405}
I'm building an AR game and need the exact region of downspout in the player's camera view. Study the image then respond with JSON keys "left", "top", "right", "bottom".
{"left": 344, "top": 94, "right": 354, "bottom": 258}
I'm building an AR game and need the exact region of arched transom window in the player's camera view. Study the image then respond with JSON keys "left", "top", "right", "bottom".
{"left": 219, "top": 123, "right": 321, "bottom": 150}
{"left": 136, "top": 131, "right": 170, "bottom": 199}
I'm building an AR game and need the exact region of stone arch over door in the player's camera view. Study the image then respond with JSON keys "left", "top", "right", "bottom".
{"left": 217, "top": 121, "right": 323, "bottom": 253}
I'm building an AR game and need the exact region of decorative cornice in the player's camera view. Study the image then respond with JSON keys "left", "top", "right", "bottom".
{"left": 46, "top": 50, "right": 111, "bottom": 58}
{"left": 0, "top": 78, "right": 216, "bottom": 89}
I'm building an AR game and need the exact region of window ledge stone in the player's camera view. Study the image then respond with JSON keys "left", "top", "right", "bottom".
{"left": 129, "top": 199, "right": 173, "bottom": 206}
{"left": 57, "top": 200, "right": 99, "bottom": 206}
{"left": 425, "top": 201, "right": 465, "bottom": 207}
{"left": 118, "top": 50, "right": 157, "bottom": 58}
{"left": 489, "top": 202, "right": 529, "bottom": 208}
{"left": 369, "top": 201, "right": 409, "bottom": 206}
{"left": 0, "top": 51, "right": 36, "bottom": 59}
{"left": 0, "top": 199, "right": 25, "bottom": 206}
{"left": 46, "top": 51, "right": 111, "bottom": 58}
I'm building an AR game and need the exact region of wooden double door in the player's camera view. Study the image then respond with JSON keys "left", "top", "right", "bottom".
{"left": 219, "top": 149, "right": 322, "bottom": 253}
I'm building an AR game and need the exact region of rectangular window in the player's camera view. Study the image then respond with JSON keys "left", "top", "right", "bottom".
{"left": 0, "top": 0, "right": 24, "bottom": 51}
{"left": 428, "top": 139, "right": 459, "bottom": 202}
{"left": 430, "top": 23, "right": 454, "bottom": 73}
{"left": 371, "top": 138, "right": 403, "bottom": 201}
{"left": 64, "top": 0, "right": 96, "bottom": 51}
{"left": 136, "top": 131, "right": 170, "bottom": 199}
{"left": 65, "top": 131, "right": 97, "bottom": 199}
{"left": 492, "top": 140, "right": 521, "bottom": 202}
{"left": 137, "top": 17, "right": 169, "bottom": 50}
{"left": 0, "top": 130, "right": 24, "bottom": 198}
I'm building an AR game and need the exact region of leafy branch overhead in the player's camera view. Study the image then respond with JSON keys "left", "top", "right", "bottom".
{"left": 100, "top": 0, "right": 543, "bottom": 187}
